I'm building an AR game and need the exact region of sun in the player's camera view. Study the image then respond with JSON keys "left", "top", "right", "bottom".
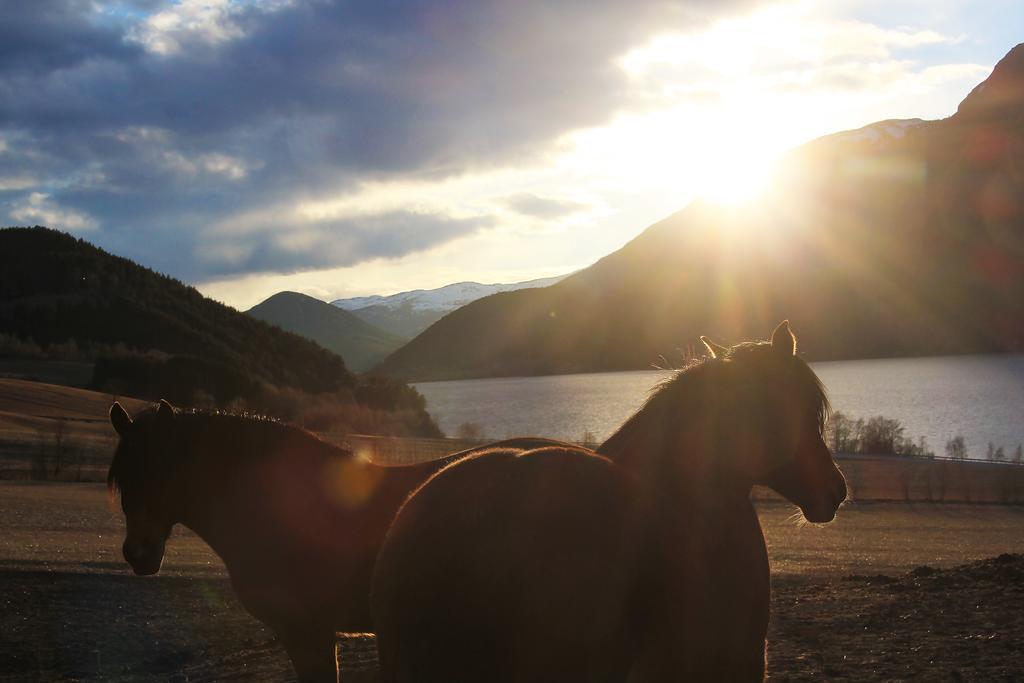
{"left": 696, "top": 145, "right": 782, "bottom": 206}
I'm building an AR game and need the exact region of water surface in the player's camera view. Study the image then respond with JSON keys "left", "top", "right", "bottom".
{"left": 415, "top": 355, "right": 1024, "bottom": 458}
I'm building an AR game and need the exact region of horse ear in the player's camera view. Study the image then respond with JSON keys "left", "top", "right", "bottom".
{"left": 771, "top": 320, "right": 797, "bottom": 357}
{"left": 110, "top": 402, "right": 132, "bottom": 436}
{"left": 700, "top": 336, "right": 729, "bottom": 359}
{"left": 157, "top": 399, "right": 176, "bottom": 423}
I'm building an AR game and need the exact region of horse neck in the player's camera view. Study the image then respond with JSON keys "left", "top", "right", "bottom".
{"left": 167, "top": 418, "right": 348, "bottom": 558}
{"left": 596, "top": 380, "right": 752, "bottom": 507}
{"left": 164, "top": 417, "right": 439, "bottom": 574}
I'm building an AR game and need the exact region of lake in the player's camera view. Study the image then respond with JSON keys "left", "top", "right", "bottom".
{"left": 415, "top": 354, "right": 1024, "bottom": 459}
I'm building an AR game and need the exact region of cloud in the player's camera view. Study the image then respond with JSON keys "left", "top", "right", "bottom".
{"left": 622, "top": 8, "right": 956, "bottom": 73}
{"left": 161, "top": 150, "right": 256, "bottom": 180}
{"left": 9, "top": 192, "right": 97, "bottom": 231}
{"left": 0, "top": 175, "right": 37, "bottom": 191}
{"left": 0, "top": 0, "right": 753, "bottom": 281}
{"left": 501, "top": 193, "right": 587, "bottom": 219}
{"left": 618, "top": 4, "right": 966, "bottom": 102}
{"left": 0, "top": 1, "right": 141, "bottom": 76}
{"left": 198, "top": 209, "right": 492, "bottom": 277}
{"left": 130, "top": 0, "right": 249, "bottom": 55}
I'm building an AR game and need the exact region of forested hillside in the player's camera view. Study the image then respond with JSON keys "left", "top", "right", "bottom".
{"left": 0, "top": 227, "right": 439, "bottom": 436}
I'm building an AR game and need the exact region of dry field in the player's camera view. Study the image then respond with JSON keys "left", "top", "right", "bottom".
{"left": 1, "top": 481, "right": 1023, "bottom": 682}
{"left": 0, "top": 379, "right": 147, "bottom": 481}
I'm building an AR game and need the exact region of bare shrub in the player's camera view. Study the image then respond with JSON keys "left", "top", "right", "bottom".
{"left": 31, "top": 418, "right": 82, "bottom": 481}
{"left": 455, "top": 422, "right": 485, "bottom": 441}
{"left": 825, "top": 412, "right": 858, "bottom": 452}
{"left": 986, "top": 442, "right": 1007, "bottom": 461}
{"left": 224, "top": 397, "right": 249, "bottom": 413}
{"left": 50, "top": 418, "right": 68, "bottom": 479}
{"left": 945, "top": 436, "right": 968, "bottom": 460}
{"left": 826, "top": 413, "right": 933, "bottom": 457}
{"left": 0, "top": 333, "right": 45, "bottom": 358}
{"left": 191, "top": 389, "right": 217, "bottom": 411}
{"left": 860, "top": 417, "right": 905, "bottom": 456}
{"left": 237, "top": 383, "right": 437, "bottom": 438}
{"left": 31, "top": 433, "right": 49, "bottom": 480}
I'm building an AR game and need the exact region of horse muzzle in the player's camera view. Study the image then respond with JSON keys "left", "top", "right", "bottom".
{"left": 799, "top": 477, "right": 848, "bottom": 523}
{"left": 123, "top": 539, "right": 165, "bottom": 576}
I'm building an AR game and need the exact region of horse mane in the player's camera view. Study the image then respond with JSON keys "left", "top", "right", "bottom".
{"left": 107, "top": 406, "right": 344, "bottom": 496}
{"left": 715, "top": 341, "right": 831, "bottom": 432}
{"left": 598, "top": 341, "right": 830, "bottom": 462}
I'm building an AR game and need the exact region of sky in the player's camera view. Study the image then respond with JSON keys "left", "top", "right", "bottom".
{"left": 2, "top": 1, "right": 1020, "bottom": 310}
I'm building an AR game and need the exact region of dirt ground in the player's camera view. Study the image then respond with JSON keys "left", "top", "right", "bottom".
{"left": 1, "top": 482, "right": 1022, "bottom": 682}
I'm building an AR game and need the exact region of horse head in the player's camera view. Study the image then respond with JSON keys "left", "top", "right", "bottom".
{"left": 108, "top": 399, "right": 180, "bottom": 575}
{"left": 703, "top": 321, "right": 847, "bottom": 523}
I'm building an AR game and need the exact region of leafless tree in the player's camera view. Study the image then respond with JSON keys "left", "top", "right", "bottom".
{"left": 945, "top": 436, "right": 968, "bottom": 460}
{"left": 51, "top": 418, "right": 68, "bottom": 478}
{"left": 455, "top": 422, "right": 485, "bottom": 441}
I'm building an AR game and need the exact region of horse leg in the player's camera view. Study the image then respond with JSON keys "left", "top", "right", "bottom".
{"left": 281, "top": 629, "right": 338, "bottom": 683}
{"left": 731, "top": 642, "right": 767, "bottom": 683}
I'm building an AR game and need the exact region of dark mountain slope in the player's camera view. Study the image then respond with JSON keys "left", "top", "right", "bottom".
{"left": 0, "top": 227, "right": 439, "bottom": 435}
{"left": 0, "top": 227, "right": 350, "bottom": 394}
{"left": 248, "top": 292, "right": 406, "bottom": 372}
{"left": 376, "top": 44, "right": 1024, "bottom": 381}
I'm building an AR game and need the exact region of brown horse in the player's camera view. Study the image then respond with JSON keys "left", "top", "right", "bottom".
{"left": 107, "top": 400, "right": 569, "bottom": 682}
{"left": 371, "top": 321, "right": 847, "bottom": 681}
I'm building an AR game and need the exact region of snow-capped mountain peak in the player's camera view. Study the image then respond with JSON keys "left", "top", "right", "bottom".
{"left": 332, "top": 275, "right": 566, "bottom": 313}
{"left": 330, "top": 274, "right": 568, "bottom": 339}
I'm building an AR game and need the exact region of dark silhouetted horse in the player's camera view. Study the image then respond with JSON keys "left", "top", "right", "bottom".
{"left": 371, "top": 321, "right": 847, "bottom": 682}
{"left": 107, "top": 400, "right": 569, "bottom": 682}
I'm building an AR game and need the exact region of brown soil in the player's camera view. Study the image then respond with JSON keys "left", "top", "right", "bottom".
{"left": 769, "top": 556, "right": 1024, "bottom": 681}
{"left": 1, "top": 483, "right": 1022, "bottom": 682}
{"left": 0, "top": 482, "right": 293, "bottom": 682}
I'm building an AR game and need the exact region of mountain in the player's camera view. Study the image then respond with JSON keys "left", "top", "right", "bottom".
{"left": 956, "top": 42, "right": 1024, "bottom": 120}
{"left": 247, "top": 291, "right": 406, "bottom": 372}
{"left": 375, "top": 44, "right": 1024, "bottom": 381}
{"left": 0, "top": 227, "right": 439, "bottom": 436}
{"left": 332, "top": 275, "right": 566, "bottom": 338}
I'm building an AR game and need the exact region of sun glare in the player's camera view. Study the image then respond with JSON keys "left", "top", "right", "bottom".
{"left": 597, "top": 4, "right": 849, "bottom": 211}
{"left": 697, "top": 147, "right": 781, "bottom": 206}
{"left": 611, "top": 2, "right": 885, "bottom": 209}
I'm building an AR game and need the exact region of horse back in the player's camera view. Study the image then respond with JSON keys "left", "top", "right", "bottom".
{"left": 372, "top": 446, "right": 646, "bottom": 682}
